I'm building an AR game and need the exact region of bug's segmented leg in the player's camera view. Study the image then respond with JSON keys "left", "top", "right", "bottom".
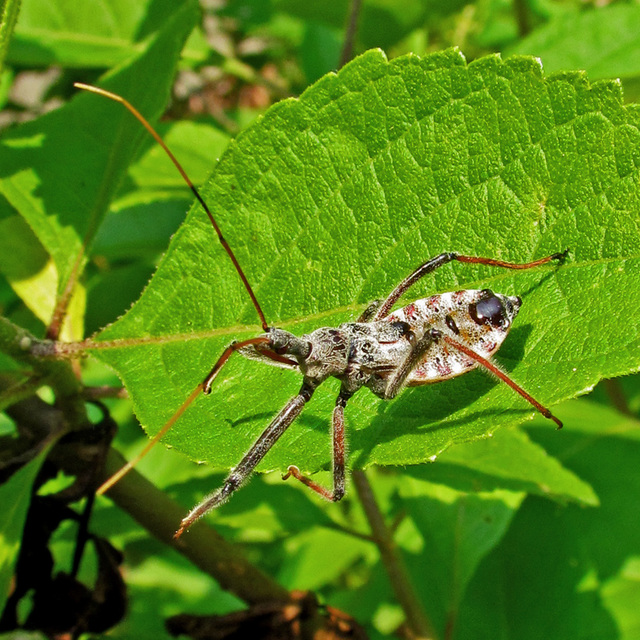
{"left": 442, "top": 334, "right": 563, "bottom": 429}
{"left": 374, "top": 250, "right": 568, "bottom": 321}
{"left": 175, "top": 381, "right": 317, "bottom": 538}
{"left": 283, "top": 391, "right": 351, "bottom": 502}
{"left": 382, "top": 328, "right": 440, "bottom": 399}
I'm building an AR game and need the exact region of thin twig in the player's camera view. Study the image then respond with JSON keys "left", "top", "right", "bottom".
{"left": 602, "top": 378, "right": 635, "bottom": 417}
{"left": 513, "top": 0, "right": 530, "bottom": 37}
{"left": 46, "top": 245, "right": 86, "bottom": 340}
{"left": 83, "top": 385, "right": 129, "bottom": 400}
{"left": 352, "top": 470, "right": 437, "bottom": 640}
{"left": 339, "top": 0, "right": 363, "bottom": 68}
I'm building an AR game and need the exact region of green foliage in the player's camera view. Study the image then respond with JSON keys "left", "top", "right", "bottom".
{"left": 1, "top": 1, "right": 640, "bottom": 639}
{"left": 458, "top": 399, "right": 640, "bottom": 639}
{"left": 0, "top": 0, "right": 21, "bottom": 72}
{"left": 6, "top": 0, "right": 207, "bottom": 67}
{"left": 95, "top": 50, "right": 640, "bottom": 478}
{"left": 0, "top": 1, "right": 199, "bottom": 295}
{"left": 508, "top": 4, "right": 640, "bottom": 80}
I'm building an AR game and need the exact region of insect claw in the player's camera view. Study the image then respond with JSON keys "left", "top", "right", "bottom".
{"left": 552, "top": 248, "right": 570, "bottom": 262}
{"left": 282, "top": 465, "right": 298, "bottom": 480}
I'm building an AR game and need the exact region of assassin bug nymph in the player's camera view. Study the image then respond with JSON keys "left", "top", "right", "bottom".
{"left": 75, "top": 83, "right": 566, "bottom": 538}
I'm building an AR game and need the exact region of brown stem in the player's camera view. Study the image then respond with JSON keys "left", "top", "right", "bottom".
{"left": 352, "top": 470, "right": 437, "bottom": 640}
{"left": 46, "top": 245, "right": 85, "bottom": 340}
{"left": 100, "top": 448, "right": 291, "bottom": 605}
{"left": 602, "top": 378, "right": 634, "bottom": 417}
{"left": 339, "top": 0, "right": 363, "bottom": 68}
{"left": 513, "top": 0, "right": 530, "bottom": 37}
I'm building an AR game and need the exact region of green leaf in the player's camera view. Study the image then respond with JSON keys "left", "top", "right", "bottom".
{"left": 0, "top": 0, "right": 199, "bottom": 297}
{"left": 402, "top": 479, "right": 524, "bottom": 634}
{"left": 0, "top": 216, "right": 85, "bottom": 341}
{"left": 406, "top": 424, "right": 599, "bottom": 506}
{"left": 277, "top": 526, "right": 371, "bottom": 590}
{"left": 457, "top": 398, "right": 640, "bottom": 640}
{"left": 601, "top": 558, "right": 640, "bottom": 640}
{"left": 507, "top": 4, "right": 640, "bottom": 80}
{"left": 6, "top": 0, "right": 204, "bottom": 67}
{"left": 0, "top": 448, "right": 49, "bottom": 616}
{"left": 90, "top": 50, "right": 640, "bottom": 480}
{"left": 0, "top": 0, "right": 22, "bottom": 72}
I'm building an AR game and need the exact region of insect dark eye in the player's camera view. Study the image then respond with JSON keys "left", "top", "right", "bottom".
{"left": 469, "top": 293, "right": 506, "bottom": 328}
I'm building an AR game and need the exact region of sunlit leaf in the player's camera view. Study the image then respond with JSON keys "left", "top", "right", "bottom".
{"left": 89, "top": 50, "right": 640, "bottom": 479}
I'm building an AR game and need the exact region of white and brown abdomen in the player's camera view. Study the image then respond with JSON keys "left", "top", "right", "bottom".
{"left": 387, "top": 289, "right": 522, "bottom": 384}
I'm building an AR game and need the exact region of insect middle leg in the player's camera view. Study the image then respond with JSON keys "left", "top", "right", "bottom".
{"left": 284, "top": 329, "right": 439, "bottom": 500}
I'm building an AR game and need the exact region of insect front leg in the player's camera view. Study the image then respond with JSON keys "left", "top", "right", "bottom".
{"left": 283, "top": 390, "right": 351, "bottom": 502}
{"left": 175, "top": 381, "right": 316, "bottom": 538}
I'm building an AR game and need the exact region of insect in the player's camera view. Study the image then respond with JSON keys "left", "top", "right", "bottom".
{"left": 75, "top": 84, "right": 566, "bottom": 538}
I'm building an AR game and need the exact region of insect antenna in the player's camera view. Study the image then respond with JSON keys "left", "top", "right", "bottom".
{"left": 73, "top": 83, "right": 269, "bottom": 332}
{"left": 74, "top": 83, "right": 272, "bottom": 493}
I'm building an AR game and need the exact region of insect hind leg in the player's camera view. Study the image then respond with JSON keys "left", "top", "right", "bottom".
{"left": 373, "top": 328, "right": 440, "bottom": 400}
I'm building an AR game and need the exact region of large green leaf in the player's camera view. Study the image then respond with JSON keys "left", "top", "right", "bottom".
{"left": 6, "top": 0, "right": 206, "bottom": 67}
{"left": 406, "top": 424, "right": 598, "bottom": 506}
{"left": 0, "top": 0, "right": 198, "bottom": 297}
{"left": 403, "top": 480, "right": 524, "bottom": 635}
{"left": 91, "top": 50, "right": 640, "bottom": 479}
{"left": 456, "top": 398, "right": 640, "bottom": 640}
{"left": 507, "top": 4, "right": 640, "bottom": 81}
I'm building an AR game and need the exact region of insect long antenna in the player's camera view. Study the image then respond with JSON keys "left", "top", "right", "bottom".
{"left": 442, "top": 335, "right": 563, "bottom": 429}
{"left": 73, "top": 82, "right": 269, "bottom": 332}
{"left": 96, "top": 337, "right": 270, "bottom": 492}
{"left": 96, "top": 384, "right": 205, "bottom": 495}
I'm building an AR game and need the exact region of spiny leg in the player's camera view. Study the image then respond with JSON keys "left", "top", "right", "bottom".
{"left": 175, "top": 382, "right": 316, "bottom": 538}
{"left": 374, "top": 250, "right": 568, "bottom": 321}
{"left": 283, "top": 390, "right": 351, "bottom": 502}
